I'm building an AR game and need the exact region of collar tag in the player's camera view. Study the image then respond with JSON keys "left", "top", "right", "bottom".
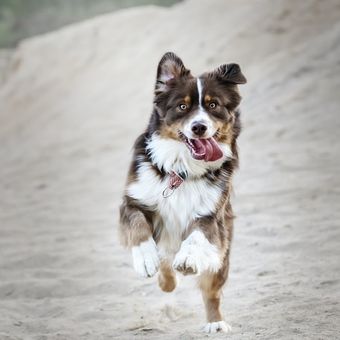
{"left": 162, "top": 171, "right": 185, "bottom": 198}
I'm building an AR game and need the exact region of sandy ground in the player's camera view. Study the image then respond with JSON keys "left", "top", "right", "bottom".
{"left": 0, "top": 0, "right": 339, "bottom": 339}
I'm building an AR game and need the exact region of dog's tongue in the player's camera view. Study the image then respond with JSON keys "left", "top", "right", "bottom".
{"left": 190, "top": 138, "right": 223, "bottom": 162}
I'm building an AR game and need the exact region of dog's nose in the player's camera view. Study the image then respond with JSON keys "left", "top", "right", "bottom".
{"left": 191, "top": 122, "right": 207, "bottom": 137}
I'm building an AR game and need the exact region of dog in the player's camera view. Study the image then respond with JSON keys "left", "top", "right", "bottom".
{"left": 119, "top": 52, "right": 246, "bottom": 333}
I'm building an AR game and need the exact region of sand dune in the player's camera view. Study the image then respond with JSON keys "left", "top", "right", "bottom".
{"left": 0, "top": 0, "right": 339, "bottom": 339}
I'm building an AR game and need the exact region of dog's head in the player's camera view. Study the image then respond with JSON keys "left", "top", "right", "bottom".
{"left": 153, "top": 52, "right": 246, "bottom": 162}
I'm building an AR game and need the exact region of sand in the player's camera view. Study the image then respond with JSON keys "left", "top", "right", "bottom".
{"left": 0, "top": 0, "right": 339, "bottom": 339}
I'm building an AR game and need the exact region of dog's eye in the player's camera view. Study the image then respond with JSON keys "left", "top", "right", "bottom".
{"left": 209, "top": 102, "right": 217, "bottom": 109}
{"left": 179, "top": 104, "right": 187, "bottom": 110}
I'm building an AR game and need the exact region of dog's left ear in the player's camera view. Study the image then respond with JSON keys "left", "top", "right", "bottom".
{"left": 213, "top": 63, "right": 247, "bottom": 84}
{"left": 155, "top": 52, "right": 191, "bottom": 93}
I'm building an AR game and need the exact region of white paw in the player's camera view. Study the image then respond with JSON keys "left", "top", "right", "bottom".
{"left": 132, "top": 238, "right": 160, "bottom": 278}
{"left": 172, "top": 245, "right": 199, "bottom": 274}
{"left": 204, "top": 321, "right": 231, "bottom": 333}
{"left": 173, "top": 231, "right": 221, "bottom": 275}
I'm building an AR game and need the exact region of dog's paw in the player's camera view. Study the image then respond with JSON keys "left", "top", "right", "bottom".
{"left": 132, "top": 238, "right": 160, "bottom": 278}
{"left": 203, "top": 321, "right": 231, "bottom": 333}
{"left": 172, "top": 231, "right": 221, "bottom": 275}
{"left": 172, "top": 248, "right": 198, "bottom": 275}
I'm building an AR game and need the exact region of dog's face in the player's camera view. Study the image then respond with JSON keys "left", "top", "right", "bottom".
{"left": 153, "top": 52, "right": 246, "bottom": 162}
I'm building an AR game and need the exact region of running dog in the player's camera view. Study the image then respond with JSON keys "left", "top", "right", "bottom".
{"left": 119, "top": 52, "right": 246, "bottom": 333}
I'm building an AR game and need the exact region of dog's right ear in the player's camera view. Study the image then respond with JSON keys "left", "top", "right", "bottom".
{"left": 155, "top": 52, "right": 191, "bottom": 94}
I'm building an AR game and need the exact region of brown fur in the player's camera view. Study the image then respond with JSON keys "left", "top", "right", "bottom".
{"left": 159, "top": 122, "right": 182, "bottom": 140}
{"left": 199, "top": 258, "right": 230, "bottom": 322}
{"left": 158, "top": 260, "right": 177, "bottom": 292}
{"left": 119, "top": 197, "right": 153, "bottom": 247}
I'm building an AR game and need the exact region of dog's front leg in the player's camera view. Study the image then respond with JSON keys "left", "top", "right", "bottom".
{"left": 119, "top": 197, "right": 159, "bottom": 278}
{"left": 173, "top": 217, "right": 231, "bottom": 333}
{"left": 172, "top": 217, "right": 222, "bottom": 276}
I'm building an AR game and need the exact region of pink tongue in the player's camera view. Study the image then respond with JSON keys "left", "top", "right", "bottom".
{"left": 191, "top": 138, "right": 223, "bottom": 162}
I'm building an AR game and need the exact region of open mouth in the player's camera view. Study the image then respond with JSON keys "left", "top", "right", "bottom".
{"left": 179, "top": 132, "right": 223, "bottom": 162}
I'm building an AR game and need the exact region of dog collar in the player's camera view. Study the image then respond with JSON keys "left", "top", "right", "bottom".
{"left": 162, "top": 171, "right": 187, "bottom": 198}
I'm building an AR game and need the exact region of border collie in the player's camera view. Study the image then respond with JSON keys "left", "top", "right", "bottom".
{"left": 119, "top": 52, "right": 246, "bottom": 333}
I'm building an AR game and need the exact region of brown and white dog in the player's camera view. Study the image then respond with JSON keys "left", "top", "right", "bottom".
{"left": 119, "top": 52, "right": 246, "bottom": 333}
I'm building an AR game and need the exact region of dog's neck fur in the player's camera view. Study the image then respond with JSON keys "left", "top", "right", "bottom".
{"left": 146, "top": 133, "right": 231, "bottom": 178}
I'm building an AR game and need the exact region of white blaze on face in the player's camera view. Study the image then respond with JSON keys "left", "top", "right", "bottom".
{"left": 183, "top": 77, "right": 216, "bottom": 139}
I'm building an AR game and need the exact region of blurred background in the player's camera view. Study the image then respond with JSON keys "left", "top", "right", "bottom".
{"left": 0, "top": 1, "right": 339, "bottom": 339}
{"left": 0, "top": 0, "right": 180, "bottom": 47}
{"left": 0, "top": 0, "right": 180, "bottom": 81}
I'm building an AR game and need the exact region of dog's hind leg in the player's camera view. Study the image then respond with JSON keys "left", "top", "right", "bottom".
{"left": 158, "top": 260, "right": 177, "bottom": 292}
{"left": 198, "top": 254, "right": 231, "bottom": 333}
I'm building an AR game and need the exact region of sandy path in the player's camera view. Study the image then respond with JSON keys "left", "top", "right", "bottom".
{"left": 0, "top": 1, "right": 339, "bottom": 339}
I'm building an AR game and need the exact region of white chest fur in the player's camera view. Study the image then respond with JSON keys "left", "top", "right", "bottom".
{"left": 127, "top": 162, "right": 222, "bottom": 255}
{"left": 127, "top": 134, "right": 230, "bottom": 257}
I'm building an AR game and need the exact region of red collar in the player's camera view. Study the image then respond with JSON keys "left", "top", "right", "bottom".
{"left": 162, "top": 171, "right": 186, "bottom": 198}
